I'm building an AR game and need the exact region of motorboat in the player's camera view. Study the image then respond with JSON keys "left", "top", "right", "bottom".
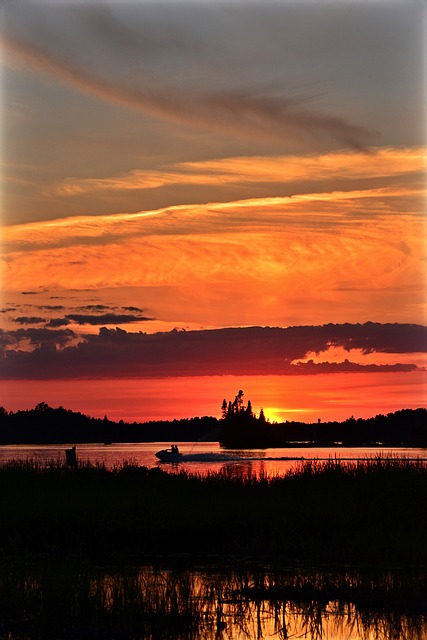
{"left": 155, "top": 447, "right": 183, "bottom": 462}
{"left": 155, "top": 448, "right": 306, "bottom": 463}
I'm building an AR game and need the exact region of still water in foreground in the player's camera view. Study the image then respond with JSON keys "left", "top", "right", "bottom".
{"left": 1, "top": 564, "right": 426, "bottom": 640}
{"left": 0, "top": 441, "right": 426, "bottom": 476}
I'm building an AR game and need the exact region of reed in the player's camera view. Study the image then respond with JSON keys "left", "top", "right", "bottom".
{"left": 0, "top": 457, "right": 426, "bottom": 566}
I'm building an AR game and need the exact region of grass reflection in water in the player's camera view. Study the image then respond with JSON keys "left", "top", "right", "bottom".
{"left": 0, "top": 564, "right": 426, "bottom": 639}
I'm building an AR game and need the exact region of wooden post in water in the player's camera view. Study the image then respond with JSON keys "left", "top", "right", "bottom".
{"left": 65, "top": 445, "right": 77, "bottom": 467}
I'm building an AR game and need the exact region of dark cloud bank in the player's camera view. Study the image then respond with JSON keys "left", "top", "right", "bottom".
{"left": 0, "top": 323, "right": 425, "bottom": 380}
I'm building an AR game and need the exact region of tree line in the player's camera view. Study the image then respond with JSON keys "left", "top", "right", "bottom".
{"left": 0, "top": 400, "right": 426, "bottom": 447}
{"left": 0, "top": 403, "right": 218, "bottom": 445}
{"left": 218, "top": 391, "right": 427, "bottom": 448}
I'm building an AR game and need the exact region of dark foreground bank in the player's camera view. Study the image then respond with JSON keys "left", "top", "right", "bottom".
{"left": 1, "top": 457, "right": 426, "bottom": 567}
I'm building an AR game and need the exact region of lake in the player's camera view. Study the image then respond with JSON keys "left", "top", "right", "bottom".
{"left": 1, "top": 441, "right": 426, "bottom": 475}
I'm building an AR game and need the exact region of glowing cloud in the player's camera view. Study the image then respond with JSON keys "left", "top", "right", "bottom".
{"left": 52, "top": 146, "right": 425, "bottom": 197}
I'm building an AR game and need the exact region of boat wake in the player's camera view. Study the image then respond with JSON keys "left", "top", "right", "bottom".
{"left": 156, "top": 452, "right": 427, "bottom": 464}
{"left": 156, "top": 451, "right": 305, "bottom": 463}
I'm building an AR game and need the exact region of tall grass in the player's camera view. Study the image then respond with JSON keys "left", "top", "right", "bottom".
{"left": 1, "top": 457, "right": 426, "bottom": 566}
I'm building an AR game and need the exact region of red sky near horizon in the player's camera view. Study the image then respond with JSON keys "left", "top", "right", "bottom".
{"left": 1, "top": 3, "right": 426, "bottom": 423}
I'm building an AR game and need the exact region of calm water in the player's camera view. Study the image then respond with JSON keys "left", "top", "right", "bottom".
{"left": 1, "top": 564, "right": 426, "bottom": 640}
{"left": 1, "top": 441, "right": 426, "bottom": 475}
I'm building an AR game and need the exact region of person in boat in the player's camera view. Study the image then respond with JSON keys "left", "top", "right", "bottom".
{"left": 171, "top": 444, "right": 179, "bottom": 454}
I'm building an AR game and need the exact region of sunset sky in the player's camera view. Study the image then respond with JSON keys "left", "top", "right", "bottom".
{"left": 1, "top": 1, "right": 426, "bottom": 424}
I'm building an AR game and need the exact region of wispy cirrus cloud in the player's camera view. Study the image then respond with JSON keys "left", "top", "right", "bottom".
{"left": 52, "top": 146, "right": 425, "bottom": 197}
{"left": 3, "top": 180, "right": 424, "bottom": 255}
{"left": 1, "top": 30, "right": 373, "bottom": 149}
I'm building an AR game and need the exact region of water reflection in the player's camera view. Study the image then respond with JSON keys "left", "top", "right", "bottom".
{"left": 1, "top": 564, "right": 426, "bottom": 639}
{"left": 3, "top": 442, "right": 426, "bottom": 478}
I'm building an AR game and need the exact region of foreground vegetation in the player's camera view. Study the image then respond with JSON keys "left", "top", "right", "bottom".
{"left": 1, "top": 457, "right": 426, "bottom": 566}
{"left": 1, "top": 458, "right": 427, "bottom": 638}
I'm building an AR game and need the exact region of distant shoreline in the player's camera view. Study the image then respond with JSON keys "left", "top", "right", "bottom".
{"left": 1, "top": 404, "right": 426, "bottom": 447}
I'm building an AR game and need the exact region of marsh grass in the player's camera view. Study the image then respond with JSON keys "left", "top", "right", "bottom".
{"left": 0, "top": 456, "right": 426, "bottom": 565}
{"left": 1, "top": 458, "right": 427, "bottom": 638}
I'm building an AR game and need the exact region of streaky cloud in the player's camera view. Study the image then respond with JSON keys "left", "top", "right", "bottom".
{"left": 291, "top": 360, "right": 417, "bottom": 374}
{"left": 4, "top": 183, "right": 424, "bottom": 254}
{"left": 65, "top": 313, "right": 153, "bottom": 325}
{"left": 52, "top": 146, "right": 424, "bottom": 197}
{"left": 13, "top": 316, "right": 46, "bottom": 325}
{"left": 1, "top": 32, "right": 373, "bottom": 149}
{"left": 45, "top": 314, "right": 154, "bottom": 327}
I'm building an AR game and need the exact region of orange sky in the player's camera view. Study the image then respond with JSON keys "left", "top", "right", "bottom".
{"left": 1, "top": 372, "right": 425, "bottom": 424}
{"left": 2, "top": 146, "right": 426, "bottom": 327}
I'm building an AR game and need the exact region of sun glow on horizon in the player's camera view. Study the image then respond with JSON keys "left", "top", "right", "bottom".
{"left": 1, "top": 373, "right": 425, "bottom": 424}
{"left": 262, "top": 407, "right": 308, "bottom": 424}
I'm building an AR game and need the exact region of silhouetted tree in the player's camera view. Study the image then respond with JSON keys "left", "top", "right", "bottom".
{"left": 35, "top": 402, "right": 49, "bottom": 412}
{"left": 233, "top": 390, "right": 244, "bottom": 415}
{"left": 227, "top": 401, "right": 233, "bottom": 419}
{"left": 221, "top": 399, "right": 228, "bottom": 419}
{"left": 222, "top": 390, "right": 259, "bottom": 423}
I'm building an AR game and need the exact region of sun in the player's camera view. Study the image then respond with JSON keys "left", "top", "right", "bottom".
{"left": 262, "top": 407, "right": 308, "bottom": 424}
